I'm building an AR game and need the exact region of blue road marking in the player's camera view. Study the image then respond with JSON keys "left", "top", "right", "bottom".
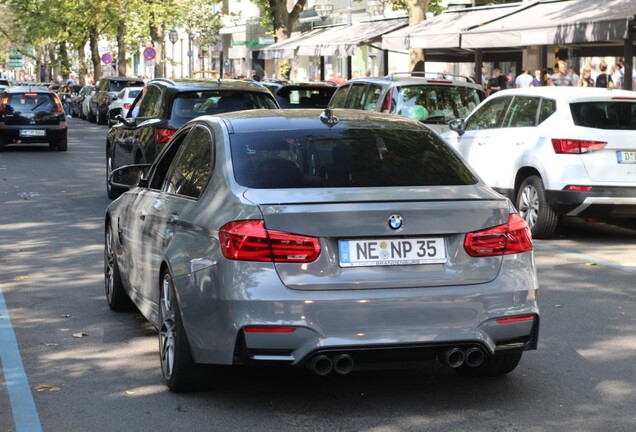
{"left": 0, "top": 284, "right": 43, "bottom": 432}
{"left": 534, "top": 241, "right": 636, "bottom": 275}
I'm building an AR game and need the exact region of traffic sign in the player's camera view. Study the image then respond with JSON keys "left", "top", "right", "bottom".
{"left": 143, "top": 46, "right": 156, "bottom": 61}
{"left": 101, "top": 52, "right": 113, "bottom": 65}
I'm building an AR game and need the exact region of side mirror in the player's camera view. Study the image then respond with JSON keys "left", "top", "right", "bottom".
{"left": 448, "top": 119, "right": 466, "bottom": 136}
{"left": 109, "top": 164, "right": 152, "bottom": 189}
{"left": 115, "top": 114, "right": 134, "bottom": 127}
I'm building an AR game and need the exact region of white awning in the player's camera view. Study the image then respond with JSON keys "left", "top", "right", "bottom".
{"left": 297, "top": 18, "right": 408, "bottom": 57}
{"left": 461, "top": 0, "right": 636, "bottom": 49}
{"left": 258, "top": 28, "right": 330, "bottom": 60}
{"left": 382, "top": 3, "right": 524, "bottom": 50}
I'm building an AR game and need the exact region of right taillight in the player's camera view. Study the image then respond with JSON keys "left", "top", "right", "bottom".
{"left": 219, "top": 220, "right": 321, "bottom": 263}
{"left": 380, "top": 86, "right": 393, "bottom": 113}
{"left": 551, "top": 138, "right": 607, "bottom": 154}
{"left": 154, "top": 127, "right": 177, "bottom": 145}
{"left": 464, "top": 214, "right": 533, "bottom": 257}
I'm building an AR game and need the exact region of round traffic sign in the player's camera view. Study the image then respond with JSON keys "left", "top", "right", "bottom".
{"left": 101, "top": 52, "right": 113, "bottom": 65}
{"left": 143, "top": 46, "right": 156, "bottom": 61}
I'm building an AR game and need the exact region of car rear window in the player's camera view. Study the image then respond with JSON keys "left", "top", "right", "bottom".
{"left": 230, "top": 128, "right": 477, "bottom": 188}
{"left": 570, "top": 101, "right": 636, "bottom": 130}
{"left": 128, "top": 90, "right": 141, "bottom": 99}
{"left": 110, "top": 80, "right": 144, "bottom": 92}
{"left": 275, "top": 87, "right": 335, "bottom": 108}
{"left": 170, "top": 91, "right": 277, "bottom": 121}
{"left": 5, "top": 92, "right": 58, "bottom": 113}
{"left": 394, "top": 85, "right": 483, "bottom": 124}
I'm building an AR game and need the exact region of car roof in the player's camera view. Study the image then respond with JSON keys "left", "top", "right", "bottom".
{"left": 150, "top": 78, "right": 273, "bottom": 94}
{"left": 2, "top": 86, "right": 56, "bottom": 94}
{"left": 342, "top": 72, "right": 482, "bottom": 89}
{"left": 487, "top": 86, "right": 636, "bottom": 103}
{"left": 205, "top": 108, "right": 429, "bottom": 134}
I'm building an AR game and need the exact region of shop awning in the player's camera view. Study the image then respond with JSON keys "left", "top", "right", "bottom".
{"left": 296, "top": 18, "right": 408, "bottom": 57}
{"left": 382, "top": 3, "right": 524, "bottom": 51}
{"left": 461, "top": 0, "right": 636, "bottom": 49}
{"left": 258, "top": 28, "right": 330, "bottom": 60}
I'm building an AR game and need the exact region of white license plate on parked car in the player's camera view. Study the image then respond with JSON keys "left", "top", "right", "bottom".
{"left": 338, "top": 237, "right": 446, "bottom": 267}
{"left": 617, "top": 151, "right": 636, "bottom": 164}
{"left": 19, "top": 129, "right": 46, "bottom": 137}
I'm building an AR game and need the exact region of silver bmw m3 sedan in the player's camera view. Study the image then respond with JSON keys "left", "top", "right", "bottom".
{"left": 104, "top": 108, "right": 539, "bottom": 391}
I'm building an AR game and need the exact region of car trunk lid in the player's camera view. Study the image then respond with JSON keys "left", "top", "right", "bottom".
{"left": 245, "top": 187, "right": 510, "bottom": 291}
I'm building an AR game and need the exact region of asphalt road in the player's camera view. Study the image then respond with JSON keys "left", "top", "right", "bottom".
{"left": 1, "top": 118, "right": 635, "bottom": 432}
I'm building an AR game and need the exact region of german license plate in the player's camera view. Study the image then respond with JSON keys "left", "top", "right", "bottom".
{"left": 338, "top": 237, "right": 446, "bottom": 267}
{"left": 19, "top": 129, "right": 46, "bottom": 137}
{"left": 617, "top": 151, "right": 636, "bottom": 164}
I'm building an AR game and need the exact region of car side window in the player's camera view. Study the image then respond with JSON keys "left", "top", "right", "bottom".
{"left": 344, "top": 84, "right": 367, "bottom": 109}
{"left": 502, "top": 96, "right": 539, "bottom": 128}
{"left": 329, "top": 85, "right": 349, "bottom": 108}
{"left": 361, "top": 85, "right": 383, "bottom": 111}
{"left": 161, "top": 126, "right": 213, "bottom": 199}
{"left": 138, "top": 85, "right": 162, "bottom": 117}
{"left": 538, "top": 98, "right": 557, "bottom": 124}
{"left": 465, "top": 96, "right": 511, "bottom": 130}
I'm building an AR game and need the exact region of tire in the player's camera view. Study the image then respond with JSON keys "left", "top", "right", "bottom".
{"left": 104, "top": 222, "right": 134, "bottom": 311}
{"left": 516, "top": 175, "right": 559, "bottom": 239}
{"left": 96, "top": 107, "right": 106, "bottom": 125}
{"left": 87, "top": 107, "right": 96, "bottom": 123}
{"left": 106, "top": 146, "right": 126, "bottom": 200}
{"left": 456, "top": 350, "right": 523, "bottom": 377}
{"left": 159, "top": 272, "right": 204, "bottom": 391}
{"left": 50, "top": 136, "right": 68, "bottom": 152}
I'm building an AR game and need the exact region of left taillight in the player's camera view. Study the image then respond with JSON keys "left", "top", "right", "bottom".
{"left": 464, "top": 214, "right": 533, "bottom": 257}
{"left": 154, "top": 127, "right": 177, "bottom": 145}
{"left": 552, "top": 138, "right": 606, "bottom": 154}
{"left": 219, "top": 220, "right": 321, "bottom": 263}
{"left": 53, "top": 95, "right": 64, "bottom": 113}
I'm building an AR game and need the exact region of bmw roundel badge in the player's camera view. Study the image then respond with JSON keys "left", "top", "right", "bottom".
{"left": 388, "top": 214, "right": 403, "bottom": 230}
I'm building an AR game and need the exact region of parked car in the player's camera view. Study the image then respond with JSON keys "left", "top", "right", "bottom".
{"left": 107, "top": 86, "right": 143, "bottom": 126}
{"left": 81, "top": 86, "right": 98, "bottom": 120}
{"left": 72, "top": 85, "right": 91, "bottom": 118}
{"left": 328, "top": 72, "right": 485, "bottom": 133}
{"left": 442, "top": 86, "right": 636, "bottom": 238}
{"left": 105, "top": 78, "right": 279, "bottom": 199}
{"left": 0, "top": 87, "right": 67, "bottom": 151}
{"left": 104, "top": 108, "right": 539, "bottom": 391}
{"left": 260, "top": 80, "right": 337, "bottom": 108}
{"left": 91, "top": 77, "right": 145, "bottom": 125}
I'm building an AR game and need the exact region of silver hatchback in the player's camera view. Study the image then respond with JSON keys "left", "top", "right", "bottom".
{"left": 104, "top": 108, "right": 539, "bottom": 391}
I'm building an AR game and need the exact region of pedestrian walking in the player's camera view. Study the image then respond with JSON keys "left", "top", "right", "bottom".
{"left": 515, "top": 69, "right": 534, "bottom": 88}
{"left": 530, "top": 70, "right": 542, "bottom": 87}
{"left": 487, "top": 68, "right": 506, "bottom": 95}
{"left": 549, "top": 61, "right": 573, "bottom": 86}
{"left": 59, "top": 82, "right": 73, "bottom": 117}
{"left": 595, "top": 60, "right": 615, "bottom": 89}
{"left": 577, "top": 67, "right": 595, "bottom": 87}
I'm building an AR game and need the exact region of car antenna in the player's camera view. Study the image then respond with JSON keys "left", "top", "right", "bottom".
{"left": 320, "top": 108, "right": 339, "bottom": 126}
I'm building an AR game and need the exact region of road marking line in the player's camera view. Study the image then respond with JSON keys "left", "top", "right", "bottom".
{"left": 0, "top": 284, "right": 43, "bottom": 432}
{"left": 534, "top": 241, "right": 636, "bottom": 275}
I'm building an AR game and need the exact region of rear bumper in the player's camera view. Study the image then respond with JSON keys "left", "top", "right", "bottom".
{"left": 546, "top": 187, "right": 636, "bottom": 218}
{"left": 174, "top": 252, "right": 540, "bottom": 367}
{"left": 0, "top": 126, "right": 67, "bottom": 144}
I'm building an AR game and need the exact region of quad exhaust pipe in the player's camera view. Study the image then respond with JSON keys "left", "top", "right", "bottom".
{"left": 438, "top": 346, "right": 486, "bottom": 368}
{"left": 308, "top": 353, "right": 355, "bottom": 376}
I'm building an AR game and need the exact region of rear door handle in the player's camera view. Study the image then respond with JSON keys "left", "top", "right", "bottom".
{"left": 139, "top": 211, "right": 147, "bottom": 221}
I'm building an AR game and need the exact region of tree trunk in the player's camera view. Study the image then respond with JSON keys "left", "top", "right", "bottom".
{"left": 407, "top": 0, "right": 429, "bottom": 71}
{"left": 117, "top": 17, "right": 127, "bottom": 77}
{"left": 150, "top": 22, "right": 165, "bottom": 78}
{"left": 48, "top": 44, "right": 58, "bottom": 82}
{"left": 269, "top": 0, "right": 306, "bottom": 79}
{"left": 90, "top": 26, "right": 101, "bottom": 83}
{"left": 78, "top": 39, "right": 88, "bottom": 85}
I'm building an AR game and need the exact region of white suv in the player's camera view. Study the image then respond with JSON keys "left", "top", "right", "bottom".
{"left": 442, "top": 87, "right": 636, "bottom": 238}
